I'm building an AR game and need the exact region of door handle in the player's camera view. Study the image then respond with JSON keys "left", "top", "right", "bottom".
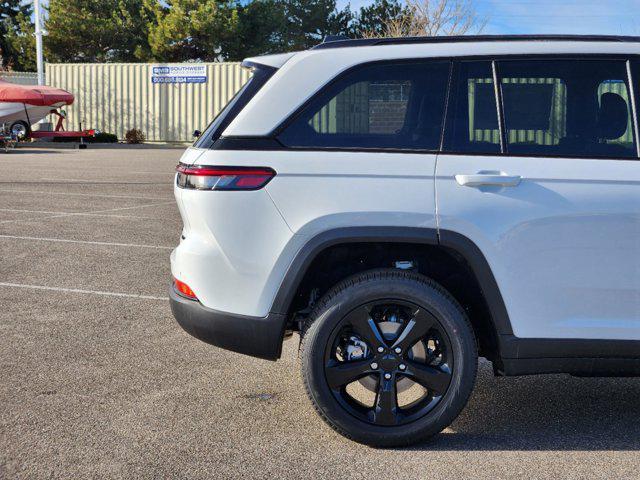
{"left": 455, "top": 171, "right": 522, "bottom": 187}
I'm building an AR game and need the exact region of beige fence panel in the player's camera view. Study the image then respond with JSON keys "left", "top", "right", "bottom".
{"left": 45, "top": 63, "right": 251, "bottom": 142}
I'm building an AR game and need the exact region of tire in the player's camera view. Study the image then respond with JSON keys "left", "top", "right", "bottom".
{"left": 300, "top": 269, "right": 477, "bottom": 447}
{"left": 10, "top": 121, "right": 30, "bottom": 139}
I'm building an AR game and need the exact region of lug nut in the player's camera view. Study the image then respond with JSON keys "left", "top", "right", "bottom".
{"left": 399, "top": 363, "right": 406, "bottom": 371}
{"left": 384, "top": 373, "right": 392, "bottom": 380}
{"left": 377, "top": 346, "right": 385, "bottom": 353}
{"left": 394, "top": 347, "right": 402, "bottom": 354}
{"left": 370, "top": 362, "right": 378, "bottom": 370}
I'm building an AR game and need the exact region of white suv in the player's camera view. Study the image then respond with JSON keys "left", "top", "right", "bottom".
{"left": 170, "top": 35, "right": 640, "bottom": 447}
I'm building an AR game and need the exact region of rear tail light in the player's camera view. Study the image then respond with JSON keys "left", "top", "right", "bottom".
{"left": 174, "top": 277, "right": 198, "bottom": 300}
{"left": 176, "top": 164, "right": 275, "bottom": 190}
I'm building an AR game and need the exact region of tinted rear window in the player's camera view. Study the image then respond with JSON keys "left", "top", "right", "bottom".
{"left": 196, "top": 65, "right": 276, "bottom": 149}
{"left": 278, "top": 61, "right": 450, "bottom": 150}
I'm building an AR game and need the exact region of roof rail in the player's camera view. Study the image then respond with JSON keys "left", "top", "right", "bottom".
{"left": 312, "top": 34, "right": 640, "bottom": 50}
{"left": 323, "top": 35, "right": 349, "bottom": 43}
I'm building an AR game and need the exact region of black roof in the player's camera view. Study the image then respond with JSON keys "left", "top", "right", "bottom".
{"left": 312, "top": 34, "right": 640, "bottom": 50}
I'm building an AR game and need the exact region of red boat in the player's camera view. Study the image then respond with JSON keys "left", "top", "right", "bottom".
{"left": 0, "top": 80, "right": 74, "bottom": 136}
{"left": 0, "top": 80, "right": 93, "bottom": 143}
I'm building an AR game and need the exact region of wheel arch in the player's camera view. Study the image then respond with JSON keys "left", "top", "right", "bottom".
{"left": 438, "top": 229, "right": 513, "bottom": 336}
{"left": 270, "top": 226, "right": 513, "bottom": 355}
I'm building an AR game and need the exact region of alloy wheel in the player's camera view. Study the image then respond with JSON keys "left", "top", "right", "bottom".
{"left": 324, "top": 300, "right": 453, "bottom": 427}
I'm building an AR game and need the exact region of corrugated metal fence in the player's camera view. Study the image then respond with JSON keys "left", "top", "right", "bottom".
{"left": 45, "top": 63, "right": 250, "bottom": 142}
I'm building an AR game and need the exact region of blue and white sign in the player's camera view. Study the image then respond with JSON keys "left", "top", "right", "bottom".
{"left": 151, "top": 65, "right": 207, "bottom": 84}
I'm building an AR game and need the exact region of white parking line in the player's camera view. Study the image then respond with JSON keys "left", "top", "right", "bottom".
{"left": 0, "top": 282, "right": 168, "bottom": 301}
{"left": 84, "top": 201, "right": 175, "bottom": 215}
{"left": 0, "top": 201, "right": 175, "bottom": 224}
{"left": 0, "top": 208, "right": 154, "bottom": 219}
{"left": 39, "top": 177, "right": 171, "bottom": 182}
{"left": 0, "top": 234, "right": 173, "bottom": 250}
{"left": 0, "top": 188, "right": 168, "bottom": 200}
{"left": 31, "top": 201, "right": 176, "bottom": 222}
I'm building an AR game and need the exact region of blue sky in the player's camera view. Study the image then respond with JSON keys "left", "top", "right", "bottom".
{"left": 339, "top": 0, "right": 640, "bottom": 35}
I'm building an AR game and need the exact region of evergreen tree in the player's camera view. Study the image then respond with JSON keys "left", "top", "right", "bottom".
{"left": 279, "top": 0, "right": 353, "bottom": 50}
{"left": 143, "top": 0, "right": 239, "bottom": 62}
{"left": 228, "top": 0, "right": 288, "bottom": 59}
{"left": 354, "top": 0, "right": 406, "bottom": 37}
{"left": 29, "top": 0, "right": 477, "bottom": 66}
{"left": 0, "top": 0, "right": 33, "bottom": 70}
{"left": 45, "top": 0, "right": 151, "bottom": 63}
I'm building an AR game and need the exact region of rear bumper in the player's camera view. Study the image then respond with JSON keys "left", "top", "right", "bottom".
{"left": 169, "top": 285, "right": 287, "bottom": 360}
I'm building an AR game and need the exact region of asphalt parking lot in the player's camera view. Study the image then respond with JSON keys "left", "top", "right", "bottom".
{"left": 1, "top": 145, "right": 639, "bottom": 479}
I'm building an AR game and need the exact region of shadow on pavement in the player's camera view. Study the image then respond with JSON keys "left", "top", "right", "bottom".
{"left": 408, "top": 361, "right": 640, "bottom": 451}
{"left": 2, "top": 148, "right": 73, "bottom": 154}
{"left": 5, "top": 143, "right": 187, "bottom": 153}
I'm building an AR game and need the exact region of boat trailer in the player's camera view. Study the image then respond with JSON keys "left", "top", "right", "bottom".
{"left": 28, "top": 110, "right": 95, "bottom": 149}
{"left": 0, "top": 80, "right": 95, "bottom": 151}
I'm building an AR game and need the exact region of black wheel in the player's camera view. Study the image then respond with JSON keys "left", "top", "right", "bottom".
{"left": 10, "top": 121, "right": 29, "bottom": 139}
{"left": 301, "top": 269, "right": 477, "bottom": 447}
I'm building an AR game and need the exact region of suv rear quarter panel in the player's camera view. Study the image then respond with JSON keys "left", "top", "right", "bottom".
{"left": 173, "top": 149, "right": 438, "bottom": 317}
{"left": 261, "top": 150, "right": 437, "bottom": 236}
{"left": 173, "top": 149, "right": 298, "bottom": 316}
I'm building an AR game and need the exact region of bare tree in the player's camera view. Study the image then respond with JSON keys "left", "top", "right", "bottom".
{"left": 364, "top": 0, "right": 486, "bottom": 38}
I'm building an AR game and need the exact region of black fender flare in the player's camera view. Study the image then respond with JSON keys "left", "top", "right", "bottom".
{"left": 269, "top": 226, "right": 513, "bottom": 337}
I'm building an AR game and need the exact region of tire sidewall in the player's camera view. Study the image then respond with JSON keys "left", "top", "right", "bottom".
{"left": 10, "top": 121, "right": 30, "bottom": 139}
{"left": 302, "top": 271, "right": 477, "bottom": 446}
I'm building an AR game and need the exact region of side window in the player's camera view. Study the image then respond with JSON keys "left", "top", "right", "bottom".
{"left": 278, "top": 61, "right": 450, "bottom": 150}
{"left": 497, "top": 59, "right": 637, "bottom": 158}
{"left": 443, "top": 61, "right": 500, "bottom": 154}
